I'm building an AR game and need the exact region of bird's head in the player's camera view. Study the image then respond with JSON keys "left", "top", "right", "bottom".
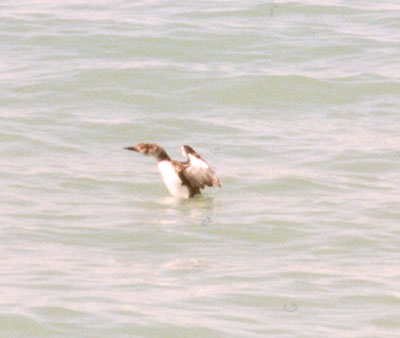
{"left": 125, "top": 143, "right": 169, "bottom": 161}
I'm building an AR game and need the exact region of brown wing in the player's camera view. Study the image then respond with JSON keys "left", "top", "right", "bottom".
{"left": 181, "top": 145, "right": 221, "bottom": 189}
{"left": 182, "top": 165, "right": 221, "bottom": 189}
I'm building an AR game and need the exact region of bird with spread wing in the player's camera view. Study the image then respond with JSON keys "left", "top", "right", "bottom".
{"left": 125, "top": 143, "right": 221, "bottom": 198}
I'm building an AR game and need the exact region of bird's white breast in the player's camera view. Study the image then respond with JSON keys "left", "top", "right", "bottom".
{"left": 157, "top": 161, "right": 190, "bottom": 198}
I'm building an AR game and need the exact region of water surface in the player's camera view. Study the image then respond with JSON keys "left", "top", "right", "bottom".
{"left": 1, "top": 0, "right": 400, "bottom": 337}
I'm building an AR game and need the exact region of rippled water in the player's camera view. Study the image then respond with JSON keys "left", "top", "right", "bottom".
{"left": 1, "top": 0, "right": 400, "bottom": 337}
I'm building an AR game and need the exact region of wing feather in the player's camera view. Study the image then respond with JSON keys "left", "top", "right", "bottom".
{"left": 181, "top": 146, "right": 221, "bottom": 189}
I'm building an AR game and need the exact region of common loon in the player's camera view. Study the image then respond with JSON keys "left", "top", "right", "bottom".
{"left": 125, "top": 143, "right": 221, "bottom": 198}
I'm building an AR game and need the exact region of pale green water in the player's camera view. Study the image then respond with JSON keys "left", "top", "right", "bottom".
{"left": 1, "top": 1, "right": 400, "bottom": 337}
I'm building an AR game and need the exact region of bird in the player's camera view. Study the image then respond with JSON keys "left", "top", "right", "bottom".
{"left": 125, "top": 143, "right": 221, "bottom": 198}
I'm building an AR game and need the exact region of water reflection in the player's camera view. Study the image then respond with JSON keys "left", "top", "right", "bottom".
{"left": 154, "top": 195, "right": 217, "bottom": 227}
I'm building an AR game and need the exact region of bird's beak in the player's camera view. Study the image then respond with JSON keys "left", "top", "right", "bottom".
{"left": 125, "top": 146, "right": 138, "bottom": 152}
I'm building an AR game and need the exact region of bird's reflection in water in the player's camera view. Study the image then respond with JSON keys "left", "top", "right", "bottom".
{"left": 157, "top": 195, "right": 217, "bottom": 226}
